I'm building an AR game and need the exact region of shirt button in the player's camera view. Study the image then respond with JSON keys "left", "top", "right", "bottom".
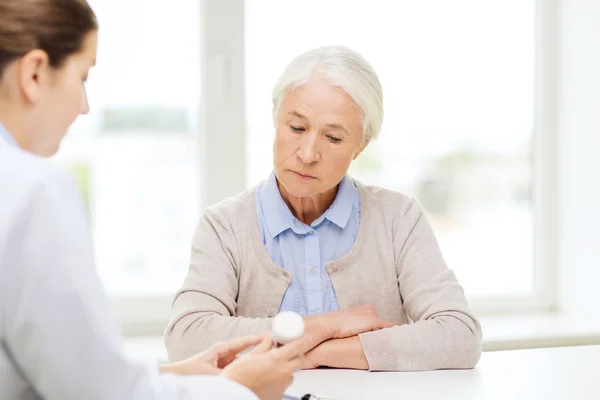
{"left": 307, "top": 230, "right": 314, "bottom": 235}
{"left": 310, "top": 267, "right": 317, "bottom": 274}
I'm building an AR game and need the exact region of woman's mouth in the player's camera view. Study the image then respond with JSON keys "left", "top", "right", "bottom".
{"left": 291, "top": 170, "right": 316, "bottom": 180}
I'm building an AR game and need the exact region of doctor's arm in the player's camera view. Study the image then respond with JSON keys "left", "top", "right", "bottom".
{"left": 2, "top": 176, "right": 258, "bottom": 399}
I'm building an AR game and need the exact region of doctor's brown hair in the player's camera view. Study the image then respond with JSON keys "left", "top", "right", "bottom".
{"left": 0, "top": 0, "right": 97, "bottom": 79}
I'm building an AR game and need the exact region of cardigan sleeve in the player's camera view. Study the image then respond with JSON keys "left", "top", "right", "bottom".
{"left": 358, "top": 199, "right": 482, "bottom": 371}
{"left": 164, "top": 211, "right": 272, "bottom": 361}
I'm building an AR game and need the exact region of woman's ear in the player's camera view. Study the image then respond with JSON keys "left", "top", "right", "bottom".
{"left": 18, "top": 49, "right": 50, "bottom": 105}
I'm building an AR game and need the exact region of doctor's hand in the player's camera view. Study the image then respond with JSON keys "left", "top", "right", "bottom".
{"left": 221, "top": 335, "right": 304, "bottom": 400}
{"left": 160, "top": 335, "right": 265, "bottom": 375}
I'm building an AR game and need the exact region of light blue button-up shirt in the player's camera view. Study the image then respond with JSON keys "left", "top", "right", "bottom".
{"left": 256, "top": 172, "right": 360, "bottom": 316}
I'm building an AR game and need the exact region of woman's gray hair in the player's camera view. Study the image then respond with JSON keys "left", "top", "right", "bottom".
{"left": 272, "top": 45, "right": 384, "bottom": 143}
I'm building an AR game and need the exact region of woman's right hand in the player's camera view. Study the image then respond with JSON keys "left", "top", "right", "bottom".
{"left": 305, "top": 305, "right": 395, "bottom": 345}
{"left": 220, "top": 335, "right": 305, "bottom": 400}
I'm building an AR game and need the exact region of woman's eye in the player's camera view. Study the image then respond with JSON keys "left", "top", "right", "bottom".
{"left": 328, "top": 135, "right": 342, "bottom": 143}
{"left": 291, "top": 125, "right": 305, "bottom": 133}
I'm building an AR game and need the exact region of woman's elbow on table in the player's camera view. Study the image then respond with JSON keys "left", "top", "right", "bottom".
{"left": 164, "top": 312, "right": 220, "bottom": 362}
{"left": 449, "top": 320, "right": 483, "bottom": 369}
{"left": 164, "top": 316, "right": 200, "bottom": 362}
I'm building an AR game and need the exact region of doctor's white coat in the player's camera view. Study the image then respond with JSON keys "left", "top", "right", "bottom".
{"left": 0, "top": 126, "right": 256, "bottom": 400}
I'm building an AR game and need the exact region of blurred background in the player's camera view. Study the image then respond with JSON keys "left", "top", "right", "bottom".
{"left": 51, "top": 0, "right": 600, "bottom": 353}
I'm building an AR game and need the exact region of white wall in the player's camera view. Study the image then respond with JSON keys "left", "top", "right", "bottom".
{"left": 557, "top": 0, "right": 600, "bottom": 316}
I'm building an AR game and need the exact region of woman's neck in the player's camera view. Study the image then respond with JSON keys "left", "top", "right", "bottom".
{"left": 0, "top": 101, "right": 28, "bottom": 148}
{"left": 277, "top": 180, "right": 338, "bottom": 226}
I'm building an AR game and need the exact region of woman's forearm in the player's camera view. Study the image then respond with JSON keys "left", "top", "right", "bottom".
{"left": 309, "top": 336, "right": 369, "bottom": 370}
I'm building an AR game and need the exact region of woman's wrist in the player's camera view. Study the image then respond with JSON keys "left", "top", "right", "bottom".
{"left": 304, "top": 314, "right": 335, "bottom": 344}
{"left": 317, "top": 337, "right": 370, "bottom": 370}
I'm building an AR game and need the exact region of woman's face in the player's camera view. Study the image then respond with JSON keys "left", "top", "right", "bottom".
{"left": 273, "top": 77, "right": 367, "bottom": 198}
{"left": 24, "top": 31, "right": 97, "bottom": 156}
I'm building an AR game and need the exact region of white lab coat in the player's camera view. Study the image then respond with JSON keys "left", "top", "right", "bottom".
{"left": 0, "top": 125, "right": 257, "bottom": 400}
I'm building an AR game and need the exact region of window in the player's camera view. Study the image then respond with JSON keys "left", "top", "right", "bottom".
{"left": 53, "top": 0, "right": 201, "bottom": 297}
{"left": 51, "top": 0, "right": 553, "bottom": 334}
{"left": 245, "top": 1, "right": 537, "bottom": 301}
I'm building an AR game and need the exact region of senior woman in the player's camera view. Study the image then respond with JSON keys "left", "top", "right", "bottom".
{"left": 165, "top": 45, "right": 482, "bottom": 372}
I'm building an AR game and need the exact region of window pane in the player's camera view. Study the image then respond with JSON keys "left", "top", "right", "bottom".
{"left": 245, "top": 0, "right": 534, "bottom": 297}
{"left": 52, "top": 0, "right": 200, "bottom": 296}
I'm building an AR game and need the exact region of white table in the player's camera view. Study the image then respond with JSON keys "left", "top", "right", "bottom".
{"left": 286, "top": 345, "right": 599, "bottom": 399}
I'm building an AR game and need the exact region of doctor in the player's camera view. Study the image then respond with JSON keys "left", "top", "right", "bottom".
{"left": 0, "top": 1, "right": 309, "bottom": 399}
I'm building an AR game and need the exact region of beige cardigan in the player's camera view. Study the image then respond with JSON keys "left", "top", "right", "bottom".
{"left": 165, "top": 181, "right": 482, "bottom": 371}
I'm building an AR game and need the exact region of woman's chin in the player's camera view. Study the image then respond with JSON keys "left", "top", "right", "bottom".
{"left": 280, "top": 178, "right": 320, "bottom": 198}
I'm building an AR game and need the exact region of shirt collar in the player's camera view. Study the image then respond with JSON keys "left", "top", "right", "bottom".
{"left": 0, "top": 122, "right": 18, "bottom": 147}
{"left": 321, "top": 174, "right": 357, "bottom": 229}
{"left": 260, "top": 172, "right": 357, "bottom": 239}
